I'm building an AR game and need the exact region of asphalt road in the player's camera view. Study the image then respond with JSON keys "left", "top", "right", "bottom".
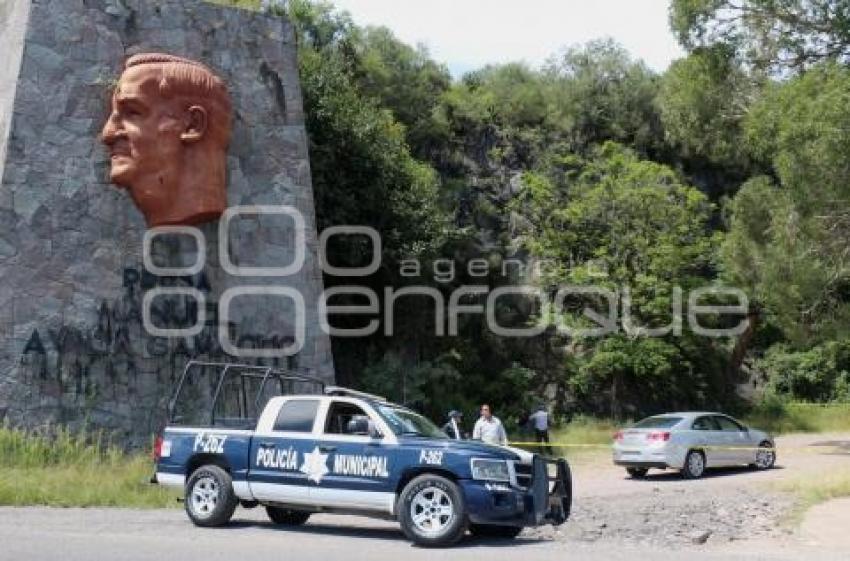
{"left": 1, "top": 433, "right": 848, "bottom": 561}
{"left": 0, "top": 506, "right": 845, "bottom": 561}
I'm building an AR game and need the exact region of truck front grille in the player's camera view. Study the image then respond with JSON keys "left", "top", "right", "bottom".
{"left": 513, "top": 462, "right": 533, "bottom": 490}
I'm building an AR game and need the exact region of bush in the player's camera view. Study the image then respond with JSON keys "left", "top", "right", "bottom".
{"left": 744, "top": 397, "right": 850, "bottom": 434}
{"left": 759, "top": 341, "right": 850, "bottom": 402}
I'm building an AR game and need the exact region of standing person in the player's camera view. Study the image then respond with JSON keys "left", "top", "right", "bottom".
{"left": 529, "top": 404, "right": 550, "bottom": 453}
{"left": 472, "top": 404, "right": 507, "bottom": 446}
{"left": 442, "top": 410, "right": 464, "bottom": 440}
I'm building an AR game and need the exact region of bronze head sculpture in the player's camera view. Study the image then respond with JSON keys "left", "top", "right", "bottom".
{"left": 101, "top": 53, "right": 232, "bottom": 227}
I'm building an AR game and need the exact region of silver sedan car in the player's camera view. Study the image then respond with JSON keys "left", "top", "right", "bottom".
{"left": 612, "top": 412, "right": 776, "bottom": 479}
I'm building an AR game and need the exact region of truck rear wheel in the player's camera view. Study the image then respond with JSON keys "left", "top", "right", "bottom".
{"left": 185, "top": 465, "right": 238, "bottom": 527}
{"left": 469, "top": 524, "right": 523, "bottom": 539}
{"left": 398, "top": 474, "right": 467, "bottom": 547}
{"left": 266, "top": 506, "right": 311, "bottom": 525}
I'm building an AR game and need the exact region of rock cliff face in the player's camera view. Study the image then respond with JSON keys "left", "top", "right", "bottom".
{"left": 0, "top": 0, "right": 334, "bottom": 445}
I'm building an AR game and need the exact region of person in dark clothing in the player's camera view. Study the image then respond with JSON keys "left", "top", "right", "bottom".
{"left": 442, "top": 410, "right": 464, "bottom": 440}
{"left": 529, "top": 404, "right": 551, "bottom": 453}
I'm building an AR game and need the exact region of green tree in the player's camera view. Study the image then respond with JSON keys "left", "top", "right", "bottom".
{"left": 544, "top": 39, "right": 663, "bottom": 157}
{"left": 670, "top": 0, "right": 850, "bottom": 73}
{"left": 354, "top": 27, "right": 452, "bottom": 158}
{"left": 759, "top": 341, "right": 850, "bottom": 401}
{"left": 721, "top": 63, "right": 850, "bottom": 346}
{"left": 513, "top": 143, "right": 730, "bottom": 416}
{"left": 658, "top": 45, "right": 756, "bottom": 167}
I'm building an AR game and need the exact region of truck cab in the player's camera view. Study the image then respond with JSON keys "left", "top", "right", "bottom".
{"left": 154, "top": 362, "right": 571, "bottom": 547}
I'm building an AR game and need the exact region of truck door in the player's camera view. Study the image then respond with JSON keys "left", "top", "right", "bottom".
{"left": 310, "top": 400, "right": 395, "bottom": 513}
{"left": 248, "top": 398, "right": 320, "bottom": 504}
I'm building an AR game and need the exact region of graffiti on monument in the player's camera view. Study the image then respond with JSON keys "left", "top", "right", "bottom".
{"left": 17, "top": 265, "right": 297, "bottom": 418}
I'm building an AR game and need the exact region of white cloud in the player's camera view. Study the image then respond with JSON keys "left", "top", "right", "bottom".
{"left": 328, "top": 0, "right": 685, "bottom": 76}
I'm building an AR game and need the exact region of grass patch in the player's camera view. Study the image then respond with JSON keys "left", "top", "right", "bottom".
{"left": 0, "top": 426, "right": 176, "bottom": 508}
{"left": 743, "top": 401, "right": 850, "bottom": 434}
{"left": 548, "top": 415, "right": 620, "bottom": 446}
{"left": 510, "top": 415, "right": 617, "bottom": 461}
{"left": 778, "top": 471, "right": 850, "bottom": 507}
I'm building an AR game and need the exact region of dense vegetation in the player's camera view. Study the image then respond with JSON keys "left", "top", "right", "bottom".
{"left": 214, "top": 0, "right": 850, "bottom": 426}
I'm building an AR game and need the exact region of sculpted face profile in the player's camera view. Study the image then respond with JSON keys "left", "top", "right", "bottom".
{"left": 101, "top": 53, "right": 232, "bottom": 227}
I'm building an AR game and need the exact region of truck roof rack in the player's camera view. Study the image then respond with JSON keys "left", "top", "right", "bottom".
{"left": 324, "top": 386, "right": 387, "bottom": 402}
{"left": 169, "top": 361, "right": 327, "bottom": 426}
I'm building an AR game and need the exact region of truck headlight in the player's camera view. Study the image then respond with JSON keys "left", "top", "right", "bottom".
{"left": 471, "top": 458, "right": 511, "bottom": 482}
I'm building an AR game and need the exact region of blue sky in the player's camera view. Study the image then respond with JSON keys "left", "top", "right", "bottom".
{"left": 329, "top": 0, "right": 685, "bottom": 76}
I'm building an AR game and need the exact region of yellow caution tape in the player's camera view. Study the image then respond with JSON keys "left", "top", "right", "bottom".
{"left": 507, "top": 441, "right": 849, "bottom": 453}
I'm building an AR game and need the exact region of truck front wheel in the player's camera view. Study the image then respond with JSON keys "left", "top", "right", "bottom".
{"left": 398, "top": 474, "right": 467, "bottom": 547}
{"left": 185, "top": 464, "right": 238, "bottom": 527}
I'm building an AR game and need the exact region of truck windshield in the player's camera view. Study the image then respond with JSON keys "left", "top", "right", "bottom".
{"left": 376, "top": 405, "right": 446, "bottom": 439}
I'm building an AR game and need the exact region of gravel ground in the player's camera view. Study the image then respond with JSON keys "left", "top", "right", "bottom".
{"left": 521, "top": 432, "right": 850, "bottom": 549}
{"left": 527, "top": 485, "right": 797, "bottom": 547}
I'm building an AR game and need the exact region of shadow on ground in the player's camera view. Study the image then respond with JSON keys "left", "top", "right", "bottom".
{"left": 219, "top": 518, "right": 547, "bottom": 548}
{"left": 622, "top": 465, "right": 786, "bottom": 482}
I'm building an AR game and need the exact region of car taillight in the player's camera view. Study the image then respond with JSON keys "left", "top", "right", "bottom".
{"left": 153, "top": 435, "right": 163, "bottom": 461}
{"left": 613, "top": 431, "right": 624, "bottom": 441}
{"left": 647, "top": 431, "right": 671, "bottom": 441}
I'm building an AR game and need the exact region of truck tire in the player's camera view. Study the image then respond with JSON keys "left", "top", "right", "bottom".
{"left": 184, "top": 464, "right": 238, "bottom": 527}
{"left": 266, "top": 506, "right": 311, "bottom": 526}
{"left": 398, "top": 474, "right": 467, "bottom": 547}
{"left": 469, "top": 524, "right": 523, "bottom": 539}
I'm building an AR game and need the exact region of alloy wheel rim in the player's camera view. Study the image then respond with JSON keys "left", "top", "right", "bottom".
{"left": 689, "top": 452, "right": 704, "bottom": 475}
{"left": 410, "top": 486, "right": 455, "bottom": 534}
{"left": 756, "top": 446, "right": 775, "bottom": 468}
{"left": 190, "top": 476, "right": 219, "bottom": 518}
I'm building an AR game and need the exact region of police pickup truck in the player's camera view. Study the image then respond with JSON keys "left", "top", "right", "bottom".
{"left": 153, "top": 361, "right": 571, "bottom": 547}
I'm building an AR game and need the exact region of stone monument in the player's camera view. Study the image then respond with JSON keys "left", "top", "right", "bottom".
{"left": 0, "top": 0, "right": 335, "bottom": 445}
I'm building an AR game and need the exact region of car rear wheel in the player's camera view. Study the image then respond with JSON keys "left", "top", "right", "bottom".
{"left": 398, "top": 474, "right": 467, "bottom": 547}
{"left": 469, "top": 524, "right": 523, "bottom": 539}
{"left": 751, "top": 441, "right": 776, "bottom": 470}
{"left": 681, "top": 450, "right": 706, "bottom": 479}
{"left": 185, "top": 465, "right": 238, "bottom": 527}
{"left": 266, "top": 506, "right": 311, "bottom": 525}
{"left": 626, "top": 467, "right": 649, "bottom": 479}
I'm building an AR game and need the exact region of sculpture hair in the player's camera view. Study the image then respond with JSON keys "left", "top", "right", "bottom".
{"left": 125, "top": 53, "right": 232, "bottom": 146}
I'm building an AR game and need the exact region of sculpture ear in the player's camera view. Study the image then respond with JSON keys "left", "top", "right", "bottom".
{"left": 181, "top": 106, "right": 208, "bottom": 143}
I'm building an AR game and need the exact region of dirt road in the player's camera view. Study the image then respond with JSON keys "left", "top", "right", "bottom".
{"left": 1, "top": 432, "right": 848, "bottom": 560}
{"left": 539, "top": 432, "right": 850, "bottom": 547}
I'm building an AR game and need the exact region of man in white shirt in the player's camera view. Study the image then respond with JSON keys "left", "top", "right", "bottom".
{"left": 472, "top": 404, "right": 507, "bottom": 446}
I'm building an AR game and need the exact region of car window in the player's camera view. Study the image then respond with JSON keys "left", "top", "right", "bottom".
{"left": 325, "top": 401, "right": 371, "bottom": 435}
{"left": 273, "top": 399, "right": 319, "bottom": 432}
{"left": 692, "top": 416, "right": 719, "bottom": 431}
{"left": 633, "top": 416, "right": 682, "bottom": 429}
{"left": 713, "top": 416, "right": 744, "bottom": 432}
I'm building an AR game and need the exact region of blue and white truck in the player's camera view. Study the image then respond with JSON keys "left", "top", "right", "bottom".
{"left": 153, "top": 361, "right": 571, "bottom": 547}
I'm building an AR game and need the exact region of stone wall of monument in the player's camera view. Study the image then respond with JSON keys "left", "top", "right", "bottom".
{"left": 0, "top": 0, "right": 335, "bottom": 445}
